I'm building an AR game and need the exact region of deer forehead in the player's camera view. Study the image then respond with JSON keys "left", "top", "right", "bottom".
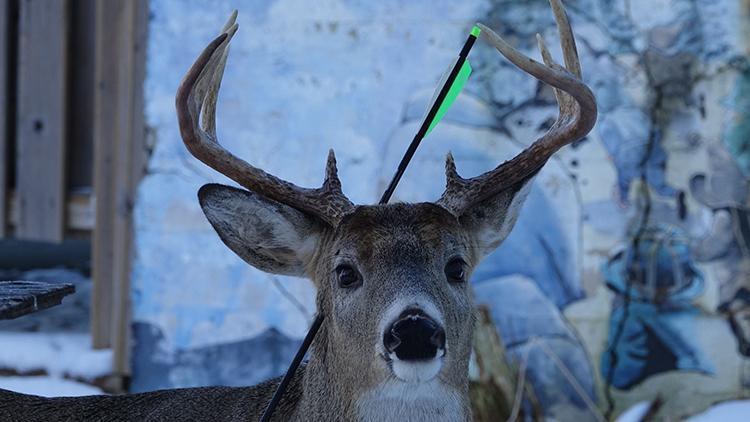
{"left": 329, "top": 203, "right": 468, "bottom": 265}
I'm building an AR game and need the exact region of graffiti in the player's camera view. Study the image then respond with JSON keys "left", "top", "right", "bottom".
{"left": 723, "top": 69, "right": 750, "bottom": 176}
{"left": 691, "top": 146, "right": 750, "bottom": 356}
{"left": 601, "top": 226, "right": 712, "bottom": 390}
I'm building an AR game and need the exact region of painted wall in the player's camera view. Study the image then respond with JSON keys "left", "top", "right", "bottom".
{"left": 133, "top": 0, "right": 750, "bottom": 419}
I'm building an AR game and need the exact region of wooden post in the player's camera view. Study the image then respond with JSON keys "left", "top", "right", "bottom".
{"left": 114, "top": 0, "right": 148, "bottom": 378}
{"left": 108, "top": 0, "right": 136, "bottom": 379}
{"left": 91, "top": 0, "right": 148, "bottom": 382}
{"left": 91, "top": 0, "right": 121, "bottom": 351}
{"left": 0, "top": 0, "right": 8, "bottom": 238}
{"left": 15, "top": 0, "right": 69, "bottom": 242}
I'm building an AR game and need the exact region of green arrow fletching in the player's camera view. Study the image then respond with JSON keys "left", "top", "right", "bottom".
{"left": 425, "top": 60, "right": 472, "bottom": 136}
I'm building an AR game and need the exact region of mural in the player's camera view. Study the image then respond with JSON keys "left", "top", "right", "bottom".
{"left": 600, "top": 226, "right": 712, "bottom": 390}
{"left": 691, "top": 145, "right": 750, "bottom": 358}
{"left": 132, "top": 0, "right": 750, "bottom": 419}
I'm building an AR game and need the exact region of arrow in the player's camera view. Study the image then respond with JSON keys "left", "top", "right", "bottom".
{"left": 379, "top": 25, "right": 481, "bottom": 204}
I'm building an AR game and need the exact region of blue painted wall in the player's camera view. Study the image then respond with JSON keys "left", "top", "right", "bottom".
{"left": 133, "top": 0, "right": 750, "bottom": 418}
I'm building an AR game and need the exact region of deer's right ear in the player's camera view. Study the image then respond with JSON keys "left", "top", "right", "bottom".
{"left": 198, "top": 183, "right": 324, "bottom": 277}
{"left": 458, "top": 178, "right": 534, "bottom": 261}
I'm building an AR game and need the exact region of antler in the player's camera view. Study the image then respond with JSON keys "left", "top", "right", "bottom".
{"left": 437, "top": 0, "right": 597, "bottom": 216}
{"left": 175, "top": 12, "right": 354, "bottom": 226}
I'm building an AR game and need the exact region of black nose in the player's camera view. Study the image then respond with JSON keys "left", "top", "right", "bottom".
{"left": 383, "top": 309, "right": 446, "bottom": 361}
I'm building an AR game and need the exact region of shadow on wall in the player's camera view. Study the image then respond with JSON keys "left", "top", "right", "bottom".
{"left": 130, "top": 322, "right": 301, "bottom": 393}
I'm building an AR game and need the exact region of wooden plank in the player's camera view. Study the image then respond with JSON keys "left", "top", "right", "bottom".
{"left": 15, "top": 0, "right": 69, "bottom": 242}
{"left": 111, "top": 0, "right": 148, "bottom": 377}
{"left": 108, "top": 0, "right": 136, "bottom": 375}
{"left": 91, "top": 0, "right": 122, "bottom": 350}
{"left": 8, "top": 191, "right": 94, "bottom": 231}
{"left": 110, "top": 0, "right": 149, "bottom": 378}
{"left": 91, "top": 0, "right": 148, "bottom": 379}
{"left": 0, "top": 1, "right": 8, "bottom": 238}
{"left": 0, "top": 280, "right": 75, "bottom": 320}
{"left": 131, "top": 0, "right": 149, "bottom": 187}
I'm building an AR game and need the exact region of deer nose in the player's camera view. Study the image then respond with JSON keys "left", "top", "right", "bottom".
{"left": 383, "top": 309, "right": 446, "bottom": 361}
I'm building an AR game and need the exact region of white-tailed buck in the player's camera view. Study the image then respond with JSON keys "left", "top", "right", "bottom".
{"left": 0, "top": 0, "right": 595, "bottom": 420}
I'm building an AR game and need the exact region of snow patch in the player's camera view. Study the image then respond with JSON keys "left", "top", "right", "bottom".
{"left": 0, "top": 376, "right": 104, "bottom": 397}
{"left": 0, "top": 332, "right": 111, "bottom": 381}
{"left": 687, "top": 400, "right": 750, "bottom": 422}
{"left": 616, "top": 401, "right": 653, "bottom": 422}
{"left": 617, "top": 399, "right": 750, "bottom": 422}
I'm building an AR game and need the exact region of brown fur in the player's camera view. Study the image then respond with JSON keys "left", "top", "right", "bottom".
{"left": 298, "top": 203, "right": 477, "bottom": 420}
{"left": 0, "top": 368, "right": 303, "bottom": 421}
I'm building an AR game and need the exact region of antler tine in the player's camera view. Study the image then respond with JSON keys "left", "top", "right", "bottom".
{"left": 550, "top": 0, "right": 581, "bottom": 79}
{"left": 201, "top": 11, "right": 237, "bottom": 137}
{"left": 536, "top": 33, "right": 569, "bottom": 113}
{"left": 176, "top": 13, "right": 354, "bottom": 227}
{"left": 438, "top": 0, "right": 596, "bottom": 216}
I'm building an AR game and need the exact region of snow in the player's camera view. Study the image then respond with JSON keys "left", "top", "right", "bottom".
{"left": 0, "top": 332, "right": 111, "bottom": 381}
{"left": 617, "top": 400, "right": 750, "bottom": 421}
{"left": 687, "top": 400, "right": 750, "bottom": 422}
{"left": 0, "top": 376, "right": 103, "bottom": 397}
{"left": 616, "top": 401, "right": 653, "bottom": 422}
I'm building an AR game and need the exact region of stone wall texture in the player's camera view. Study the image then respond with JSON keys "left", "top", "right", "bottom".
{"left": 133, "top": 0, "right": 750, "bottom": 419}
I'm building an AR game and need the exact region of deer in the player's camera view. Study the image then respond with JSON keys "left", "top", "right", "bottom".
{"left": 0, "top": 0, "right": 595, "bottom": 420}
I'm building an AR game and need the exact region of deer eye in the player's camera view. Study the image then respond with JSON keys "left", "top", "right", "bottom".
{"left": 445, "top": 258, "right": 466, "bottom": 283}
{"left": 336, "top": 264, "right": 361, "bottom": 288}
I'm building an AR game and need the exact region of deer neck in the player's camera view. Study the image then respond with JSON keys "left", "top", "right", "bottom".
{"left": 292, "top": 322, "right": 356, "bottom": 420}
{"left": 293, "top": 322, "right": 471, "bottom": 422}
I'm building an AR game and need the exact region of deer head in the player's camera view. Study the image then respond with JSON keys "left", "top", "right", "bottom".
{"left": 175, "top": 0, "right": 596, "bottom": 419}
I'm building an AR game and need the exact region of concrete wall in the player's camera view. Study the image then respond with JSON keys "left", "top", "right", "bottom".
{"left": 133, "top": 0, "right": 750, "bottom": 419}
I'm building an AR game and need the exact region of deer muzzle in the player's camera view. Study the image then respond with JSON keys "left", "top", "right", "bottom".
{"left": 384, "top": 308, "right": 446, "bottom": 361}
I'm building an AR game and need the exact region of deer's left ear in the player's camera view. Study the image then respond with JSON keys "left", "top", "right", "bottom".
{"left": 198, "top": 183, "right": 324, "bottom": 277}
{"left": 458, "top": 179, "right": 534, "bottom": 261}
